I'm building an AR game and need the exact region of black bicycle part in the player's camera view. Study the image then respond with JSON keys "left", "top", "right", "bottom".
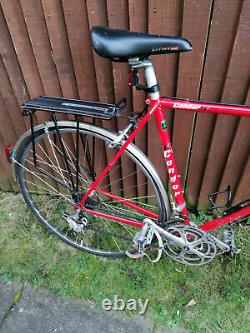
{"left": 129, "top": 68, "right": 160, "bottom": 93}
{"left": 75, "top": 115, "right": 80, "bottom": 192}
{"left": 208, "top": 185, "right": 232, "bottom": 213}
{"left": 51, "top": 113, "right": 76, "bottom": 192}
{"left": 223, "top": 199, "right": 250, "bottom": 215}
{"left": 25, "top": 106, "right": 97, "bottom": 202}
{"left": 22, "top": 96, "right": 119, "bottom": 120}
{"left": 116, "top": 97, "right": 127, "bottom": 110}
{"left": 29, "top": 111, "right": 37, "bottom": 167}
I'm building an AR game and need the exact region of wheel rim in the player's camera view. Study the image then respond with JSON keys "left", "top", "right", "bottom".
{"left": 17, "top": 126, "right": 165, "bottom": 256}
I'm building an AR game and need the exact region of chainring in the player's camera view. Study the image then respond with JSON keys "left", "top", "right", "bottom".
{"left": 163, "top": 224, "right": 217, "bottom": 266}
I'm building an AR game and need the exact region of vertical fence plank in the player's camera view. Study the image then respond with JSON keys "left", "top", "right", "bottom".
{"left": 0, "top": 93, "right": 19, "bottom": 191}
{"left": 198, "top": 0, "right": 250, "bottom": 207}
{"left": 106, "top": 0, "right": 132, "bottom": 109}
{"left": 0, "top": 134, "right": 14, "bottom": 191}
{"left": 148, "top": 0, "right": 183, "bottom": 193}
{"left": 61, "top": 0, "right": 98, "bottom": 101}
{"left": 19, "top": 0, "right": 62, "bottom": 96}
{"left": 148, "top": 0, "right": 182, "bottom": 128}
{"left": 86, "top": 0, "right": 114, "bottom": 105}
{"left": 1, "top": 0, "right": 62, "bottom": 191}
{"left": 41, "top": 0, "right": 78, "bottom": 99}
{"left": 0, "top": 56, "right": 27, "bottom": 136}
{"left": 0, "top": 162, "right": 12, "bottom": 191}
{"left": 85, "top": 0, "right": 115, "bottom": 192}
{"left": 61, "top": 0, "right": 98, "bottom": 188}
{"left": 40, "top": 0, "right": 82, "bottom": 180}
{"left": 234, "top": 156, "right": 250, "bottom": 203}
{"left": 172, "top": 0, "right": 213, "bottom": 188}
{"left": 128, "top": 0, "right": 148, "bottom": 200}
{"left": 185, "top": 0, "right": 242, "bottom": 207}
{"left": 217, "top": 92, "right": 250, "bottom": 205}
{"left": 107, "top": 0, "right": 137, "bottom": 198}
{"left": 1, "top": 0, "right": 44, "bottom": 98}
{"left": 0, "top": 0, "right": 48, "bottom": 126}
{"left": 129, "top": 0, "right": 148, "bottom": 150}
{"left": 0, "top": 6, "right": 29, "bottom": 105}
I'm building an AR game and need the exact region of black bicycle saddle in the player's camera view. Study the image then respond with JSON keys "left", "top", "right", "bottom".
{"left": 91, "top": 26, "right": 192, "bottom": 62}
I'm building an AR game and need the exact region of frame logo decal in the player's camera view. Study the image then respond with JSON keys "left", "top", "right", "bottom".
{"left": 163, "top": 148, "right": 181, "bottom": 197}
{"left": 173, "top": 102, "right": 201, "bottom": 110}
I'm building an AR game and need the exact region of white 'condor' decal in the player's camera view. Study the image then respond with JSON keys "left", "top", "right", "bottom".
{"left": 173, "top": 102, "right": 201, "bottom": 110}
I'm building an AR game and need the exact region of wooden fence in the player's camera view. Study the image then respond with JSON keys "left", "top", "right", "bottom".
{"left": 0, "top": 0, "right": 249, "bottom": 208}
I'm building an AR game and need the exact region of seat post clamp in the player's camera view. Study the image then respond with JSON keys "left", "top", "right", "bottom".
{"left": 128, "top": 68, "right": 160, "bottom": 93}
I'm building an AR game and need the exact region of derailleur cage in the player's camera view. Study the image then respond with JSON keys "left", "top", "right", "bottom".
{"left": 63, "top": 210, "right": 87, "bottom": 234}
{"left": 222, "top": 228, "right": 241, "bottom": 254}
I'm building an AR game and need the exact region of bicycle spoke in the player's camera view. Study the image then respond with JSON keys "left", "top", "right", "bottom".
{"left": 16, "top": 125, "right": 165, "bottom": 256}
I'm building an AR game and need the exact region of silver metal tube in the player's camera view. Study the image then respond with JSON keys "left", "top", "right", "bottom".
{"left": 143, "top": 218, "right": 189, "bottom": 249}
{"left": 129, "top": 58, "right": 160, "bottom": 100}
{"left": 144, "top": 64, "right": 160, "bottom": 100}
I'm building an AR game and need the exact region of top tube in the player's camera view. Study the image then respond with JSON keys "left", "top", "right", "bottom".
{"left": 148, "top": 97, "right": 250, "bottom": 117}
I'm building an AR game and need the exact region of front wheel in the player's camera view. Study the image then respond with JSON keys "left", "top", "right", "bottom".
{"left": 15, "top": 121, "right": 170, "bottom": 257}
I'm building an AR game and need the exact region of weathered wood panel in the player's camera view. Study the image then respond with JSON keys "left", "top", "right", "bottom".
{"left": 172, "top": 0, "right": 213, "bottom": 187}
{"left": 185, "top": 0, "right": 242, "bottom": 207}
{"left": 198, "top": 0, "right": 250, "bottom": 207}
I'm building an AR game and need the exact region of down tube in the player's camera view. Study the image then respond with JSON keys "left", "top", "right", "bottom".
{"left": 154, "top": 106, "right": 189, "bottom": 221}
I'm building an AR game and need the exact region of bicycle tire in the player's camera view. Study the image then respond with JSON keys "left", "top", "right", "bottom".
{"left": 14, "top": 121, "right": 171, "bottom": 257}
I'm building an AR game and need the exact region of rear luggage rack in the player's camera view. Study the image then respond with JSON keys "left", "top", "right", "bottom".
{"left": 22, "top": 96, "right": 118, "bottom": 120}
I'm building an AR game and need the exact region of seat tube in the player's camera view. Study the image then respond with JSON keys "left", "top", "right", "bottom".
{"left": 154, "top": 105, "right": 189, "bottom": 220}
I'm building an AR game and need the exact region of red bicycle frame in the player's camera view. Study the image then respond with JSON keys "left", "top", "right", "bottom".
{"left": 78, "top": 97, "right": 250, "bottom": 231}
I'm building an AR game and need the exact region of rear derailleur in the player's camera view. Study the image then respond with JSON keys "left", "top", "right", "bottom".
{"left": 222, "top": 228, "right": 241, "bottom": 254}
{"left": 63, "top": 209, "right": 87, "bottom": 233}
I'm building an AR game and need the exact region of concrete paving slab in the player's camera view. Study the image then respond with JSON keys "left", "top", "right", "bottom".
{"left": 0, "top": 284, "right": 153, "bottom": 333}
{"left": 0, "top": 281, "right": 23, "bottom": 323}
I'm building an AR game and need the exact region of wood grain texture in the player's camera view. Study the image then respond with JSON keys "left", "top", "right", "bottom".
{"left": 148, "top": 0, "right": 183, "bottom": 191}
{"left": 234, "top": 155, "right": 250, "bottom": 203}
{"left": 128, "top": 0, "right": 148, "bottom": 199}
{"left": 20, "top": 0, "right": 62, "bottom": 96}
{"left": 185, "top": 0, "right": 242, "bottom": 206}
{"left": 41, "top": 0, "right": 78, "bottom": 98}
{"left": 107, "top": 0, "right": 136, "bottom": 198}
{"left": 172, "top": 0, "right": 213, "bottom": 190}
{"left": 217, "top": 91, "right": 250, "bottom": 205}
{"left": 198, "top": 0, "right": 250, "bottom": 207}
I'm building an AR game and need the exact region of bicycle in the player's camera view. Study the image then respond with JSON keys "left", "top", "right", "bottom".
{"left": 5, "top": 26, "right": 250, "bottom": 266}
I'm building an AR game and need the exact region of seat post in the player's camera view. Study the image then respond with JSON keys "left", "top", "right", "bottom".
{"left": 128, "top": 58, "right": 160, "bottom": 100}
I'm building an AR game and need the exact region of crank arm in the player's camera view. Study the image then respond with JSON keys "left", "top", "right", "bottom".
{"left": 145, "top": 218, "right": 231, "bottom": 253}
{"left": 143, "top": 218, "right": 190, "bottom": 249}
{"left": 210, "top": 235, "right": 230, "bottom": 252}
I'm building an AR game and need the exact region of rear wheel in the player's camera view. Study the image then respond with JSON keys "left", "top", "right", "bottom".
{"left": 15, "top": 122, "right": 170, "bottom": 257}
